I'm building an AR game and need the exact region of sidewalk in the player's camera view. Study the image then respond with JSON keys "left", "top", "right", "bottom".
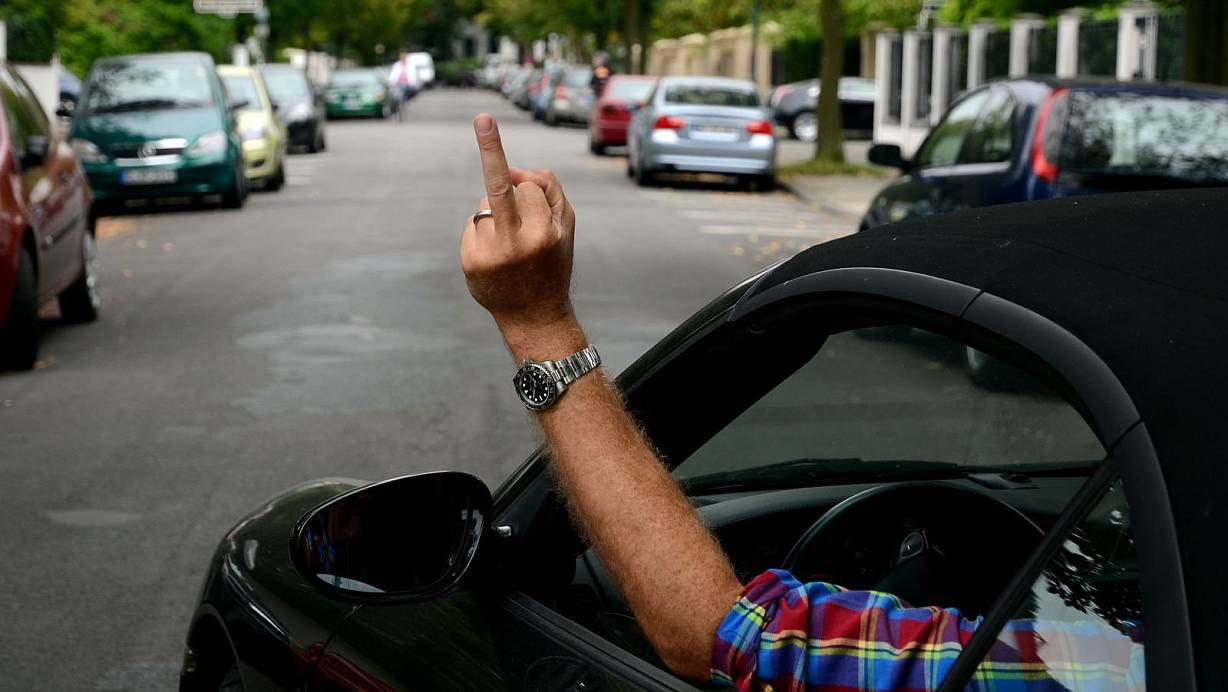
{"left": 779, "top": 174, "right": 890, "bottom": 226}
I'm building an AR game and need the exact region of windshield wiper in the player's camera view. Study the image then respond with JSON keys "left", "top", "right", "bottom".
{"left": 681, "top": 457, "right": 1098, "bottom": 493}
{"left": 90, "top": 98, "right": 205, "bottom": 114}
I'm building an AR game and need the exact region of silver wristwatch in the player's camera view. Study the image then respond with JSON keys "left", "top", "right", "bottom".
{"left": 513, "top": 345, "right": 601, "bottom": 411}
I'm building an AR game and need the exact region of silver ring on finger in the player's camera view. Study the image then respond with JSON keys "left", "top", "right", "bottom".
{"left": 473, "top": 209, "right": 494, "bottom": 225}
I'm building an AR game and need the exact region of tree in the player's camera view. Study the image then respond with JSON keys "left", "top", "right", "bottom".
{"left": 814, "top": 0, "right": 844, "bottom": 163}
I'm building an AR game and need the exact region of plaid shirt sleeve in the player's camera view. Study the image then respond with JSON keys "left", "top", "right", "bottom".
{"left": 711, "top": 569, "right": 1144, "bottom": 692}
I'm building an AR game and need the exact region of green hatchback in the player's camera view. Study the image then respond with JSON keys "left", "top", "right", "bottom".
{"left": 325, "top": 69, "right": 389, "bottom": 119}
{"left": 69, "top": 52, "right": 248, "bottom": 211}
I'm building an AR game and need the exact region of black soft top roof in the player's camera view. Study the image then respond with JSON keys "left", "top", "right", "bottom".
{"left": 750, "top": 188, "right": 1228, "bottom": 661}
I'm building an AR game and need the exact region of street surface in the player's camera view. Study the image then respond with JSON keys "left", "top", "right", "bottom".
{"left": 0, "top": 89, "right": 857, "bottom": 690}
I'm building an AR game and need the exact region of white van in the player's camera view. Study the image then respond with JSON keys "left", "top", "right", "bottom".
{"left": 407, "top": 52, "right": 435, "bottom": 87}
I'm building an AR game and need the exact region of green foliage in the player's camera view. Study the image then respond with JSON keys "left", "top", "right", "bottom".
{"left": 57, "top": 0, "right": 233, "bottom": 76}
{"left": 938, "top": 0, "right": 1184, "bottom": 25}
{"left": 1, "top": 0, "right": 65, "bottom": 63}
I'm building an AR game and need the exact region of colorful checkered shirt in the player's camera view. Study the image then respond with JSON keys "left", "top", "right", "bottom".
{"left": 711, "top": 569, "right": 1144, "bottom": 691}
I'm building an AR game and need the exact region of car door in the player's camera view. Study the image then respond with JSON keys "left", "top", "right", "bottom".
{"left": 0, "top": 64, "right": 85, "bottom": 299}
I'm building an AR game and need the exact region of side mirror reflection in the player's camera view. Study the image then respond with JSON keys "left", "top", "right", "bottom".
{"left": 292, "top": 471, "right": 491, "bottom": 602}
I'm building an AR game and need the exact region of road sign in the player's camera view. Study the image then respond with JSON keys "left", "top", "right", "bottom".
{"left": 193, "top": 0, "right": 264, "bottom": 15}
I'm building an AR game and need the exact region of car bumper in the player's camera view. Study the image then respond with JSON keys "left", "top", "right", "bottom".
{"left": 285, "top": 119, "right": 317, "bottom": 146}
{"left": 592, "top": 121, "right": 629, "bottom": 145}
{"left": 327, "top": 102, "right": 382, "bottom": 117}
{"left": 241, "top": 138, "right": 280, "bottom": 179}
{"left": 84, "top": 158, "right": 239, "bottom": 201}
{"left": 551, "top": 100, "right": 591, "bottom": 123}
{"left": 643, "top": 134, "right": 776, "bottom": 175}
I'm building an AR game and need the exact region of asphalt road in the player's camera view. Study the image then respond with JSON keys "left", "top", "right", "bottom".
{"left": 0, "top": 89, "right": 856, "bottom": 690}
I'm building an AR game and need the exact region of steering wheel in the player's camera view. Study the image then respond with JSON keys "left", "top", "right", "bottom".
{"left": 782, "top": 482, "right": 1044, "bottom": 618}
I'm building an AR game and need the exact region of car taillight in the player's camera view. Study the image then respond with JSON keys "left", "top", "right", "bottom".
{"left": 770, "top": 85, "right": 788, "bottom": 108}
{"left": 554, "top": 86, "right": 566, "bottom": 99}
{"left": 746, "top": 120, "right": 774, "bottom": 135}
{"left": 653, "top": 115, "right": 684, "bottom": 130}
{"left": 1031, "top": 87, "right": 1068, "bottom": 184}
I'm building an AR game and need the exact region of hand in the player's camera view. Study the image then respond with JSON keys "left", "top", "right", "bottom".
{"left": 461, "top": 113, "right": 578, "bottom": 346}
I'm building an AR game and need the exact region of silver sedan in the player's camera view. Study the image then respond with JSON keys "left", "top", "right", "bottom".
{"left": 627, "top": 76, "right": 776, "bottom": 188}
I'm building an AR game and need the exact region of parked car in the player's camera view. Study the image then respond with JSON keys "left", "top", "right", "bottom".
{"left": 56, "top": 69, "right": 82, "bottom": 120}
{"left": 589, "top": 75, "right": 656, "bottom": 154}
{"left": 770, "top": 76, "right": 876, "bottom": 142}
{"left": 69, "top": 52, "right": 248, "bottom": 211}
{"left": 860, "top": 78, "right": 1228, "bottom": 230}
{"left": 180, "top": 189, "right": 1223, "bottom": 691}
{"left": 506, "top": 68, "right": 538, "bottom": 110}
{"left": 0, "top": 61, "right": 97, "bottom": 370}
{"left": 545, "top": 66, "right": 593, "bottom": 126}
{"left": 515, "top": 68, "right": 544, "bottom": 111}
{"left": 626, "top": 76, "right": 776, "bottom": 188}
{"left": 218, "top": 65, "right": 287, "bottom": 191}
{"left": 259, "top": 63, "right": 326, "bottom": 153}
{"left": 407, "top": 52, "right": 435, "bottom": 88}
{"left": 325, "top": 69, "right": 389, "bottom": 119}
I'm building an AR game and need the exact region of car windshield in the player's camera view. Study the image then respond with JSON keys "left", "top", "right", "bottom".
{"left": 261, "top": 68, "right": 311, "bottom": 99}
{"left": 564, "top": 68, "right": 592, "bottom": 87}
{"left": 1062, "top": 91, "right": 1228, "bottom": 183}
{"left": 664, "top": 84, "right": 760, "bottom": 107}
{"left": 221, "top": 74, "right": 262, "bottom": 111}
{"left": 607, "top": 80, "right": 654, "bottom": 100}
{"left": 330, "top": 71, "right": 380, "bottom": 89}
{"left": 83, "top": 59, "right": 215, "bottom": 114}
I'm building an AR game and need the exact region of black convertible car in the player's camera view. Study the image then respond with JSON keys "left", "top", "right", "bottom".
{"left": 181, "top": 189, "right": 1225, "bottom": 691}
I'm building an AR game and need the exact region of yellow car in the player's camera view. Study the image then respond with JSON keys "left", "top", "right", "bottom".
{"left": 218, "top": 64, "right": 287, "bottom": 190}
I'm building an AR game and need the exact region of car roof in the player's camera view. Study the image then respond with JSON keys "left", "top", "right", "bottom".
{"left": 986, "top": 76, "right": 1228, "bottom": 100}
{"left": 658, "top": 76, "right": 757, "bottom": 90}
{"left": 217, "top": 64, "right": 256, "bottom": 76}
{"left": 94, "top": 51, "right": 212, "bottom": 66}
{"left": 746, "top": 186, "right": 1228, "bottom": 623}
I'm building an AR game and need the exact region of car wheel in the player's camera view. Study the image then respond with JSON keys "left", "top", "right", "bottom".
{"left": 791, "top": 112, "right": 818, "bottom": 143}
{"left": 634, "top": 153, "right": 655, "bottom": 187}
{"left": 267, "top": 162, "right": 285, "bottom": 191}
{"left": 590, "top": 139, "right": 606, "bottom": 155}
{"left": 748, "top": 174, "right": 776, "bottom": 192}
{"left": 546, "top": 111, "right": 558, "bottom": 126}
{"left": 57, "top": 230, "right": 100, "bottom": 324}
{"left": 0, "top": 246, "right": 40, "bottom": 371}
{"left": 625, "top": 147, "right": 636, "bottom": 178}
{"left": 222, "top": 165, "right": 246, "bottom": 209}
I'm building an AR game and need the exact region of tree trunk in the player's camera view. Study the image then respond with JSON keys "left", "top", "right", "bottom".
{"left": 1185, "top": 0, "right": 1228, "bottom": 86}
{"left": 624, "top": 0, "right": 640, "bottom": 73}
{"left": 814, "top": 0, "right": 845, "bottom": 163}
{"left": 636, "top": 0, "right": 652, "bottom": 74}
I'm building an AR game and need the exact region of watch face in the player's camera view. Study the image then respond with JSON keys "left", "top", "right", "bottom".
{"left": 515, "top": 364, "right": 557, "bottom": 410}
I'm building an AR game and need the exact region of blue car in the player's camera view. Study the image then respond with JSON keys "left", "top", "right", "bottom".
{"left": 860, "top": 78, "right": 1228, "bottom": 230}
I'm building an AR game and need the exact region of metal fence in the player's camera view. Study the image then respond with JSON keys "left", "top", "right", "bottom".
{"left": 1028, "top": 25, "right": 1058, "bottom": 75}
{"left": 985, "top": 29, "right": 1010, "bottom": 79}
{"left": 1078, "top": 18, "right": 1118, "bottom": 77}
{"left": 1156, "top": 10, "right": 1185, "bottom": 82}
{"left": 915, "top": 34, "right": 933, "bottom": 120}
{"left": 949, "top": 33, "right": 969, "bottom": 99}
{"left": 887, "top": 36, "right": 903, "bottom": 123}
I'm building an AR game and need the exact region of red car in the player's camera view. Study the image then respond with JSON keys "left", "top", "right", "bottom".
{"left": 0, "top": 61, "right": 97, "bottom": 371}
{"left": 588, "top": 75, "right": 656, "bottom": 154}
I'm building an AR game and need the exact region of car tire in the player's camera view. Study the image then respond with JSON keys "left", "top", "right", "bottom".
{"left": 590, "top": 139, "right": 606, "bottom": 155}
{"left": 546, "top": 111, "right": 558, "bottom": 127}
{"left": 57, "top": 230, "right": 100, "bottom": 324}
{"left": 0, "top": 246, "right": 40, "bottom": 371}
{"left": 267, "top": 162, "right": 285, "bottom": 191}
{"left": 222, "top": 165, "right": 246, "bottom": 209}
{"left": 307, "top": 127, "right": 323, "bottom": 153}
{"left": 747, "top": 174, "right": 776, "bottom": 192}
{"left": 790, "top": 112, "right": 818, "bottom": 143}
{"left": 634, "top": 155, "right": 655, "bottom": 187}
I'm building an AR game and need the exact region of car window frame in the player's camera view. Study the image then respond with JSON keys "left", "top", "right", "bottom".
{"left": 0, "top": 64, "right": 34, "bottom": 154}
{"left": 912, "top": 87, "right": 992, "bottom": 169}
{"left": 491, "top": 266, "right": 1190, "bottom": 690}
{"left": 957, "top": 84, "right": 1018, "bottom": 166}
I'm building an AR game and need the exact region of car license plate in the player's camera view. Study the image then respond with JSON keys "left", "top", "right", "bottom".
{"left": 121, "top": 169, "right": 177, "bottom": 186}
{"left": 695, "top": 125, "right": 736, "bottom": 134}
{"left": 345, "top": 98, "right": 360, "bottom": 109}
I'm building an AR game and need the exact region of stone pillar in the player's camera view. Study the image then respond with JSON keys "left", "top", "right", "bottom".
{"left": 1009, "top": 14, "right": 1045, "bottom": 77}
{"left": 930, "top": 25, "right": 959, "bottom": 125}
{"left": 861, "top": 21, "right": 888, "bottom": 79}
{"left": 967, "top": 20, "right": 996, "bottom": 89}
{"left": 1117, "top": 1, "right": 1159, "bottom": 80}
{"left": 1056, "top": 8, "right": 1083, "bottom": 78}
{"left": 901, "top": 30, "right": 922, "bottom": 129}
{"left": 678, "top": 33, "right": 708, "bottom": 76}
{"left": 754, "top": 22, "right": 779, "bottom": 90}
{"left": 875, "top": 30, "right": 898, "bottom": 131}
{"left": 0, "top": 20, "right": 6, "bottom": 61}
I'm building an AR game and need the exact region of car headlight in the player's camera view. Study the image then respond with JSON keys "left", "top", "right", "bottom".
{"left": 241, "top": 124, "right": 269, "bottom": 141}
{"left": 71, "top": 138, "right": 107, "bottom": 163}
{"left": 187, "top": 130, "right": 228, "bottom": 157}
{"left": 287, "top": 103, "right": 312, "bottom": 121}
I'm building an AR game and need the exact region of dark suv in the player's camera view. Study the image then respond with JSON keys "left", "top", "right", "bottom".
{"left": 860, "top": 78, "right": 1228, "bottom": 230}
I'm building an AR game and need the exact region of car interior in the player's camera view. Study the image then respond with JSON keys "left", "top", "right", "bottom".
{"left": 499, "top": 294, "right": 1142, "bottom": 682}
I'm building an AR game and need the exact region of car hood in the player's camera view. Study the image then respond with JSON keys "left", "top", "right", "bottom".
{"left": 71, "top": 107, "right": 224, "bottom": 147}
{"left": 235, "top": 109, "right": 273, "bottom": 132}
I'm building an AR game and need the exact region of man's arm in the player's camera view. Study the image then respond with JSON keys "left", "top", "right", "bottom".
{"left": 460, "top": 114, "right": 742, "bottom": 681}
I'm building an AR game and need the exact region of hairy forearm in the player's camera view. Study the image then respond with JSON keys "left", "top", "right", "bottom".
{"left": 502, "top": 317, "right": 743, "bottom": 681}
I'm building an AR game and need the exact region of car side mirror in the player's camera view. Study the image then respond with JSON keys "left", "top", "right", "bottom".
{"left": 271, "top": 102, "right": 280, "bottom": 113}
{"left": 19, "top": 135, "right": 49, "bottom": 169}
{"left": 227, "top": 98, "right": 249, "bottom": 112}
{"left": 291, "top": 471, "right": 492, "bottom": 603}
{"left": 867, "top": 143, "right": 907, "bottom": 170}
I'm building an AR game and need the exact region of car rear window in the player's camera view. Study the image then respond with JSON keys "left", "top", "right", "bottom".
{"left": 1062, "top": 91, "right": 1228, "bottom": 183}
{"left": 564, "top": 69, "right": 592, "bottom": 87}
{"left": 607, "top": 80, "right": 655, "bottom": 101}
{"left": 664, "top": 85, "right": 760, "bottom": 107}
{"left": 84, "top": 59, "right": 215, "bottom": 114}
{"left": 261, "top": 68, "right": 310, "bottom": 99}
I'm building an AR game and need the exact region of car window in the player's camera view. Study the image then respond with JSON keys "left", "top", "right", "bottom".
{"left": 261, "top": 68, "right": 311, "bottom": 99}
{"left": 673, "top": 326, "right": 1103, "bottom": 490}
{"left": 6, "top": 68, "right": 49, "bottom": 138}
{"left": 564, "top": 69, "right": 592, "bottom": 87}
{"left": 663, "top": 85, "right": 759, "bottom": 107}
{"left": 961, "top": 87, "right": 1016, "bottom": 164}
{"left": 221, "top": 73, "right": 263, "bottom": 111}
{"left": 972, "top": 478, "right": 1144, "bottom": 689}
{"left": 0, "top": 67, "right": 40, "bottom": 152}
{"left": 83, "top": 59, "right": 216, "bottom": 114}
{"left": 1061, "top": 90, "right": 1228, "bottom": 184}
{"left": 330, "top": 71, "right": 380, "bottom": 88}
{"left": 913, "top": 89, "right": 990, "bottom": 168}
